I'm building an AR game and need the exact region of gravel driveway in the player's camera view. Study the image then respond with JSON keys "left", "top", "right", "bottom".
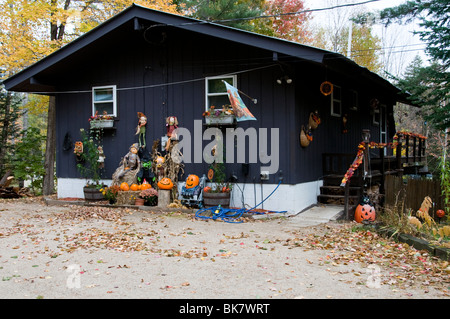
{"left": 0, "top": 198, "right": 448, "bottom": 300}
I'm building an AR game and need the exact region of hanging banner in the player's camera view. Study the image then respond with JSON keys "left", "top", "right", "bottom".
{"left": 224, "top": 81, "right": 256, "bottom": 122}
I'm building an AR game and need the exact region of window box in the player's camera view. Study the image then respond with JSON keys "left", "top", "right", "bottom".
{"left": 205, "top": 114, "right": 235, "bottom": 125}
{"left": 90, "top": 119, "right": 115, "bottom": 129}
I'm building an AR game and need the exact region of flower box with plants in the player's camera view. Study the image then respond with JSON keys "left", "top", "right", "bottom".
{"left": 89, "top": 111, "right": 115, "bottom": 129}
{"left": 203, "top": 105, "right": 235, "bottom": 125}
{"left": 139, "top": 188, "right": 158, "bottom": 206}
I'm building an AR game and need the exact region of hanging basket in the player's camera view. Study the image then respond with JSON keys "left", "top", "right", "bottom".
{"left": 300, "top": 126, "right": 310, "bottom": 148}
{"left": 309, "top": 111, "right": 321, "bottom": 130}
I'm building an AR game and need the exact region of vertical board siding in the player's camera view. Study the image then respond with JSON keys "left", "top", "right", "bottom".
{"left": 55, "top": 23, "right": 398, "bottom": 187}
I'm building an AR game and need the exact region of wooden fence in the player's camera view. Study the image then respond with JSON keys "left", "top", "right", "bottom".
{"left": 384, "top": 175, "right": 444, "bottom": 215}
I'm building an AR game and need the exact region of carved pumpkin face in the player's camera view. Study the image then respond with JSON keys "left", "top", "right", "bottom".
{"left": 185, "top": 174, "right": 199, "bottom": 189}
{"left": 158, "top": 178, "right": 173, "bottom": 190}
{"left": 355, "top": 204, "right": 376, "bottom": 223}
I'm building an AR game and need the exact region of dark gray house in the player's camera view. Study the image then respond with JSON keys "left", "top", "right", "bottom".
{"left": 3, "top": 4, "right": 411, "bottom": 213}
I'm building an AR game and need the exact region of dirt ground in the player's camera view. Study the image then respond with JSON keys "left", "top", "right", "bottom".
{"left": 0, "top": 198, "right": 448, "bottom": 300}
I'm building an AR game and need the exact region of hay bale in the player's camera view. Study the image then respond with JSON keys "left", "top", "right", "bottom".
{"left": 116, "top": 191, "right": 140, "bottom": 205}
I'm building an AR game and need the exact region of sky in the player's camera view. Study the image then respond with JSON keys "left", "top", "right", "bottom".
{"left": 302, "top": 0, "right": 427, "bottom": 77}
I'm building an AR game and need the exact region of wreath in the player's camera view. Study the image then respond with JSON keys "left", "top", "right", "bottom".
{"left": 320, "top": 81, "right": 333, "bottom": 96}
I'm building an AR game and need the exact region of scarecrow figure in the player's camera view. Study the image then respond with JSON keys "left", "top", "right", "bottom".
{"left": 165, "top": 116, "right": 178, "bottom": 151}
{"left": 136, "top": 112, "right": 147, "bottom": 149}
{"left": 97, "top": 145, "right": 106, "bottom": 169}
{"left": 112, "top": 143, "right": 141, "bottom": 186}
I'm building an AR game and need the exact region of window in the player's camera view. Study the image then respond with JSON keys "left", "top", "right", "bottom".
{"left": 205, "top": 75, "right": 236, "bottom": 111}
{"left": 331, "top": 85, "right": 342, "bottom": 117}
{"left": 92, "top": 85, "right": 117, "bottom": 117}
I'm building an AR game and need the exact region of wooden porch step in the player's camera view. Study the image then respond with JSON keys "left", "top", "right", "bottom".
{"left": 320, "top": 186, "right": 360, "bottom": 196}
{"left": 317, "top": 194, "right": 359, "bottom": 205}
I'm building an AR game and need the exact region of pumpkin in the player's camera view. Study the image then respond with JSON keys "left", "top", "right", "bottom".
{"left": 158, "top": 177, "right": 173, "bottom": 190}
{"left": 130, "top": 183, "right": 140, "bottom": 191}
{"left": 436, "top": 209, "right": 445, "bottom": 218}
{"left": 140, "top": 182, "right": 152, "bottom": 190}
{"left": 203, "top": 186, "right": 211, "bottom": 193}
{"left": 354, "top": 204, "right": 376, "bottom": 223}
{"left": 120, "top": 182, "right": 130, "bottom": 191}
{"left": 185, "top": 174, "right": 199, "bottom": 189}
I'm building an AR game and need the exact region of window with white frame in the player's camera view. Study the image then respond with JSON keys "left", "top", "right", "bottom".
{"left": 331, "top": 85, "right": 342, "bottom": 117}
{"left": 92, "top": 85, "right": 117, "bottom": 117}
{"left": 205, "top": 75, "right": 236, "bottom": 111}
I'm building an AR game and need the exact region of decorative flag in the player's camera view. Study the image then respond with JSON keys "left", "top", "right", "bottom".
{"left": 223, "top": 81, "right": 256, "bottom": 122}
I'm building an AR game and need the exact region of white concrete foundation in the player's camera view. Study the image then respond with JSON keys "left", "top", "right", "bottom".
{"left": 58, "top": 178, "right": 322, "bottom": 214}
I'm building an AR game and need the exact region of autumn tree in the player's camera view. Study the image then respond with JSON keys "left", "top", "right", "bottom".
{"left": 264, "top": 0, "right": 312, "bottom": 44}
{"left": 0, "top": 0, "right": 178, "bottom": 195}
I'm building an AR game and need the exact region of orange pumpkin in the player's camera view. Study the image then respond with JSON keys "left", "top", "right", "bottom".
{"left": 203, "top": 186, "right": 211, "bottom": 193}
{"left": 130, "top": 183, "right": 140, "bottom": 191}
{"left": 185, "top": 174, "right": 199, "bottom": 189}
{"left": 140, "top": 182, "right": 152, "bottom": 190}
{"left": 120, "top": 182, "right": 130, "bottom": 191}
{"left": 354, "top": 204, "right": 376, "bottom": 223}
{"left": 436, "top": 209, "right": 445, "bottom": 218}
{"left": 158, "top": 177, "right": 173, "bottom": 190}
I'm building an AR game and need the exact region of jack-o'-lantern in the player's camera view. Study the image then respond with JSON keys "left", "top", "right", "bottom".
{"left": 355, "top": 203, "right": 376, "bottom": 223}
{"left": 436, "top": 209, "right": 445, "bottom": 218}
{"left": 120, "top": 182, "right": 130, "bottom": 191}
{"left": 158, "top": 177, "right": 173, "bottom": 190}
{"left": 185, "top": 174, "right": 199, "bottom": 189}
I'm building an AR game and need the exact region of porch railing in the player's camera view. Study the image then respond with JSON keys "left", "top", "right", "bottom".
{"left": 338, "top": 130, "right": 427, "bottom": 219}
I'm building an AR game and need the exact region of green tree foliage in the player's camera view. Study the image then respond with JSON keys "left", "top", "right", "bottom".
{"left": 0, "top": 88, "right": 23, "bottom": 177}
{"left": 379, "top": 0, "right": 450, "bottom": 130}
{"left": 174, "top": 0, "right": 266, "bottom": 31}
{"left": 12, "top": 127, "right": 46, "bottom": 194}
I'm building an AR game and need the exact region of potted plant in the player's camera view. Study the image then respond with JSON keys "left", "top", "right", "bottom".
{"left": 100, "top": 185, "right": 120, "bottom": 204}
{"left": 203, "top": 105, "right": 235, "bottom": 125}
{"left": 76, "top": 128, "right": 105, "bottom": 200}
{"left": 203, "top": 162, "right": 232, "bottom": 208}
{"left": 89, "top": 111, "right": 114, "bottom": 129}
{"left": 139, "top": 188, "right": 159, "bottom": 206}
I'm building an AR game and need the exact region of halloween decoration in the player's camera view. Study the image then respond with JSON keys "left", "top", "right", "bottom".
{"left": 74, "top": 141, "right": 84, "bottom": 163}
{"left": 354, "top": 196, "right": 376, "bottom": 223}
{"left": 120, "top": 182, "right": 130, "bottom": 191}
{"left": 320, "top": 81, "right": 333, "bottom": 96}
{"left": 300, "top": 125, "right": 312, "bottom": 148}
{"left": 416, "top": 196, "right": 436, "bottom": 227}
{"left": 63, "top": 132, "right": 73, "bottom": 151}
{"left": 165, "top": 116, "right": 179, "bottom": 151}
{"left": 309, "top": 111, "right": 321, "bottom": 130}
{"left": 342, "top": 113, "right": 348, "bottom": 134}
{"left": 185, "top": 174, "right": 200, "bottom": 189}
{"left": 97, "top": 146, "right": 106, "bottom": 169}
{"left": 179, "top": 174, "right": 207, "bottom": 208}
{"left": 158, "top": 177, "right": 174, "bottom": 190}
{"left": 112, "top": 143, "right": 141, "bottom": 186}
{"left": 137, "top": 147, "right": 155, "bottom": 187}
{"left": 140, "top": 180, "right": 152, "bottom": 190}
{"left": 130, "top": 183, "right": 140, "bottom": 191}
{"left": 436, "top": 209, "right": 445, "bottom": 218}
{"left": 136, "top": 112, "right": 147, "bottom": 149}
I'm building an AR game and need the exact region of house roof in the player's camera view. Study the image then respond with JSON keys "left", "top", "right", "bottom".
{"left": 2, "top": 3, "right": 410, "bottom": 104}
